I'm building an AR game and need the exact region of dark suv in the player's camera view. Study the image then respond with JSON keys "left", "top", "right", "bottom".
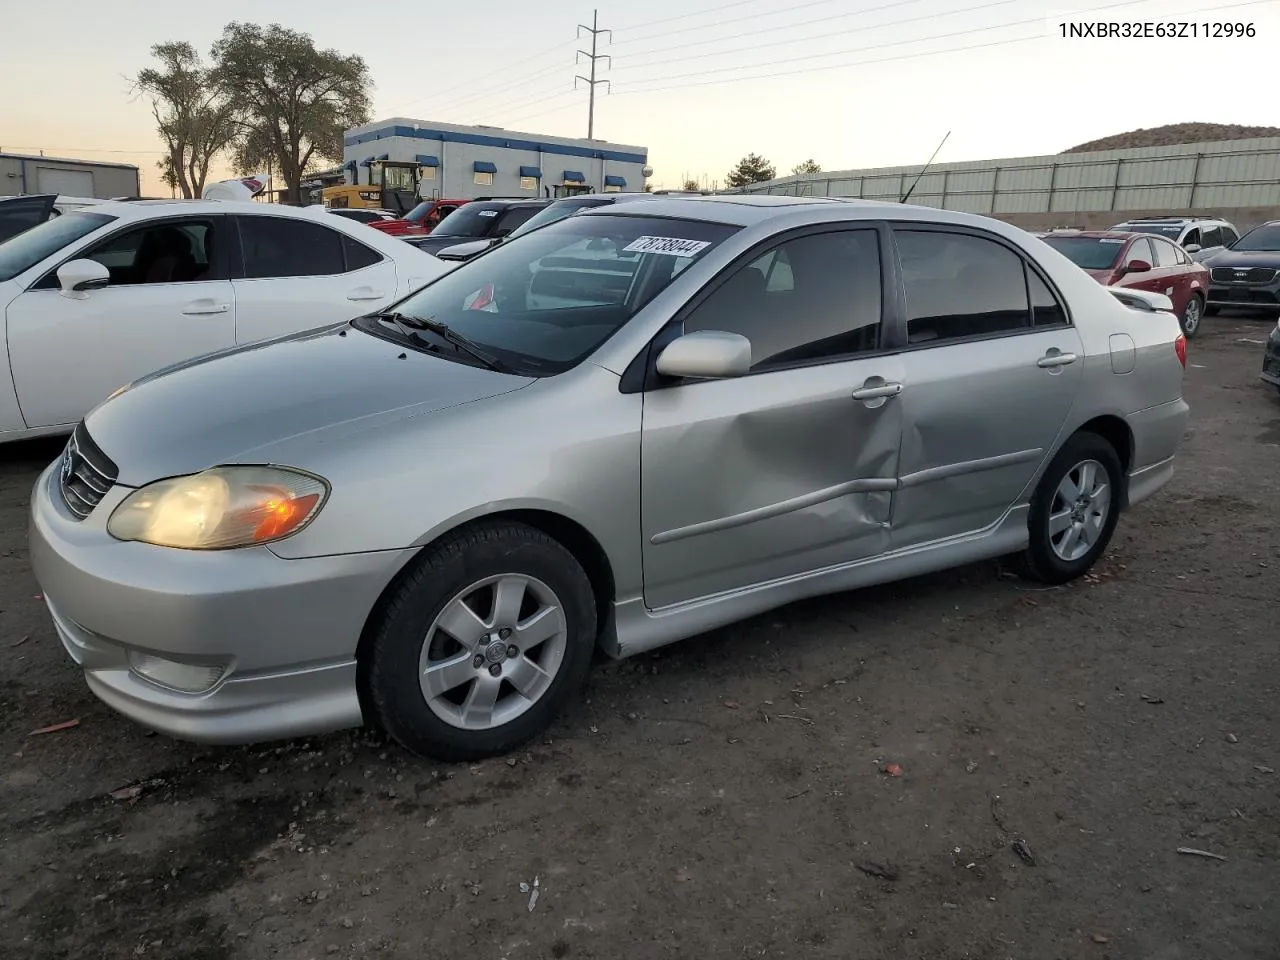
{"left": 1203, "top": 220, "right": 1280, "bottom": 317}
{"left": 402, "top": 199, "right": 552, "bottom": 257}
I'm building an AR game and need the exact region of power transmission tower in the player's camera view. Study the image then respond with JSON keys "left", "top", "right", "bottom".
{"left": 575, "top": 10, "right": 611, "bottom": 140}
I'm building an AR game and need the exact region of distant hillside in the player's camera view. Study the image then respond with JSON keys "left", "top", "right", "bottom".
{"left": 1062, "top": 123, "right": 1280, "bottom": 153}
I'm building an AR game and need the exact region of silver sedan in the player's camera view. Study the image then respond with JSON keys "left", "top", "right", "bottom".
{"left": 29, "top": 196, "right": 1190, "bottom": 761}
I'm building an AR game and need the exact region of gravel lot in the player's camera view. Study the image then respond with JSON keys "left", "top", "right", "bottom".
{"left": 1, "top": 315, "right": 1277, "bottom": 960}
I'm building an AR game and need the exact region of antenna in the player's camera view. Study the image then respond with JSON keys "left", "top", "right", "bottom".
{"left": 900, "top": 131, "right": 951, "bottom": 204}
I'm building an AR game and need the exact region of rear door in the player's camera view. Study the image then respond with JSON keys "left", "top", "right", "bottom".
{"left": 640, "top": 225, "right": 904, "bottom": 608}
{"left": 230, "top": 214, "right": 400, "bottom": 342}
{"left": 888, "top": 226, "right": 1084, "bottom": 547}
{"left": 1149, "top": 235, "right": 1199, "bottom": 313}
{"left": 0, "top": 195, "right": 56, "bottom": 243}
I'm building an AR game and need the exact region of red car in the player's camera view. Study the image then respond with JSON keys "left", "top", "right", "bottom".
{"left": 368, "top": 198, "right": 471, "bottom": 237}
{"left": 1039, "top": 230, "right": 1209, "bottom": 337}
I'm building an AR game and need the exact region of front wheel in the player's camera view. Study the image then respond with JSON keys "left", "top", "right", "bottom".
{"left": 1018, "top": 432, "right": 1124, "bottom": 585}
{"left": 1181, "top": 294, "right": 1204, "bottom": 338}
{"left": 363, "top": 521, "right": 597, "bottom": 761}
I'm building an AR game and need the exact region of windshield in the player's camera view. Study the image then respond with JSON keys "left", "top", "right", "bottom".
{"left": 0, "top": 211, "right": 114, "bottom": 283}
{"left": 363, "top": 213, "right": 739, "bottom": 374}
{"left": 507, "top": 198, "right": 613, "bottom": 240}
{"left": 1042, "top": 236, "right": 1125, "bottom": 270}
{"left": 1228, "top": 223, "right": 1280, "bottom": 252}
{"left": 1113, "top": 223, "right": 1182, "bottom": 239}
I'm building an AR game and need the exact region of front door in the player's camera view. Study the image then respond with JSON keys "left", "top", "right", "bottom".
{"left": 889, "top": 226, "right": 1084, "bottom": 547}
{"left": 6, "top": 214, "right": 236, "bottom": 428}
{"left": 641, "top": 227, "right": 904, "bottom": 609}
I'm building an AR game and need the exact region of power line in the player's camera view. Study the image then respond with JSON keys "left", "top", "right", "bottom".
{"left": 609, "top": 0, "right": 1270, "bottom": 97}
{"left": 429, "top": 59, "right": 573, "bottom": 119}
{"left": 575, "top": 9, "right": 612, "bottom": 139}
{"left": 610, "top": 0, "right": 1014, "bottom": 73}
{"left": 611, "top": 0, "right": 1155, "bottom": 89}
{"left": 386, "top": 38, "right": 577, "bottom": 114}
{"left": 608, "top": 0, "right": 769, "bottom": 37}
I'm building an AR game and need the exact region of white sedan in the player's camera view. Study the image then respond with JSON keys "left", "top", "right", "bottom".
{"left": 0, "top": 198, "right": 449, "bottom": 442}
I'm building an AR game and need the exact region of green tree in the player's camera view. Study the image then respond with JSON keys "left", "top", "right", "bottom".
{"left": 725, "top": 153, "right": 776, "bottom": 189}
{"left": 791, "top": 159, "right": 821, "bottom": 175}
{"left": 212, "top": 22, "right": 371, "bottom": 203}
{"left": 135, "top": 42, "right": 237, "bottom": 198}
{"left": 681, "top": 178, "right": 701, "bottom": 191}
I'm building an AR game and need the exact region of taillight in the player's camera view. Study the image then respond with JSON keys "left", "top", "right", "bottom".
{"left": 1174, "top": 333, "right": 1187, "bottom": 368}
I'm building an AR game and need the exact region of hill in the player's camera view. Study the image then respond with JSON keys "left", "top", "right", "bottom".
{"left": 1062, "top": 123, "right": 1280, "bottom": 154}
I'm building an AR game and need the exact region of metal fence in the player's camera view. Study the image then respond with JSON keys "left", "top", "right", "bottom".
{"left": 730, "top": 139, "right": 1280, "bottom": 215}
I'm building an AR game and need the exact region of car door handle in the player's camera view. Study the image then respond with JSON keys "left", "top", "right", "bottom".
{"left": 181, "top": 302, "right": 229, "bottom": 315}
{"left": 347, "top": 288, "right": 385, "bottom": 301}
{"left": 1037, "top": 352, "right": 1078, "bottom": 368}
{"left": 851, "top": 381, "right": 903, "bottom": 401}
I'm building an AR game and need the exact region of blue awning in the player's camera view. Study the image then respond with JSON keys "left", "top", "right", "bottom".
{"left": 519, "top": 165, "right": 542, "bottom": 178}
{"left": 415, "top": 154, "right": 439, "bottom": 167}
{"left": 604, "top": 174, "right": 626, "bottom": 187}
{"left": 473, "top": 160, "right": 497, "bottom": 174}
{"left": 562, "top": 169, "right": 586, "bottom": 182}
{"left": 359, "top": 156, "right": 376, "bottom": 167}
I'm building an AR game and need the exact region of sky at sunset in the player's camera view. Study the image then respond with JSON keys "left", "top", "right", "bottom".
{"left": 2, "top": 0, "right": 1278, "bottom": 196}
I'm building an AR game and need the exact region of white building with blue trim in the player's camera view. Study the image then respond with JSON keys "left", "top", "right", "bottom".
{"left": 342, "top": 118, "right": 650, "bottom": 201}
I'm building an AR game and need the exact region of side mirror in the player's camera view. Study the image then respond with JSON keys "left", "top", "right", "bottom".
{"left": 1183, "top": 243, "right": 1201, "bottom": 253}
{"left": 1123, "top": 259, "right": 1151, "bottom": 274}
{"left": 655, "top": 331, "right": 751, "bottom": 380}
{"left": 57, "top": 259, "right": 110, "bottom": 298}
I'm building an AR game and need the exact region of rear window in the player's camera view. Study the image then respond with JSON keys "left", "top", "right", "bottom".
{"left": 432, "top": 204, "right": 523, "bottom": 238}
{"left": 0, "top": 211, "right": 114, "bottom": 282}
{"left": 1041, "top": 235, "right": 1125, "bottom": 271}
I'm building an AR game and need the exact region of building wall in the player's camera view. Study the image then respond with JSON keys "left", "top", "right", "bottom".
{"left": 0, "top": 154, "right": 140, "bottom": 199}
{"left": 730, "top": 137, "right": 1280, "bottom": 216}
{"left": 343, "top": 119, "right": 649, "bottom": 200}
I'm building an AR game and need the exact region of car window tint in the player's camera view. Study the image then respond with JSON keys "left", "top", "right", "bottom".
{"left": 1152, "top": 237, "right": 1180, "bottom": 268}
{"left": 1222, "top": 226, "right": 1239, "bottom": 245}
{"left": 1125, "top": 237, "right": 1154, "bottom": 265}
{"left": 685, "top": 229, "right": 881, "bottom": 369}
{"left": 1029, "top": 270, "right": 1067, "bottom": 327}
{"left": 342, "top": 235, "right": 383, "bottom": 271}
{"left": 495, "top": 207, "right": 541, "bottom": 236}
{"left": 82, "top": 219, "right": 218, "bottom": 285}
{"left": 1181, "top": 228, "right": 1200, "bottom": 247}
{"left": 239, "top": 217, "right": 345, "bottom": 278}
{"left": 0, "top": 211, "right": 114, "bottom": 283}
{"left": 1200, "top": 226, "right": 1222, "bottom": 248}
{"left": 896, "top": 230, "right": 1029, "bottom": 343}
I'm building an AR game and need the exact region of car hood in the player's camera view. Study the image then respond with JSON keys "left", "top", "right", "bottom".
{"left": 1202, "top": 250, "right": 1280, "bottom": 268}
{"left": 84, "top": 322, "right": 534, "bottom": 487}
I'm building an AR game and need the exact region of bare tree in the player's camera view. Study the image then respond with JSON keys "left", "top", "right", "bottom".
{"left": 135, "top": 42, "right": 237, "bottom": 198}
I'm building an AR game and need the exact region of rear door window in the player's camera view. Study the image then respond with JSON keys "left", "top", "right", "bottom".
{"left": 1125, "top": 236, "right": 1155, "bottom": 266}
{"left": 1151, "top": 237, "right": 1181, "bottom": 268}
{"left": 238, "top": 216, "right": 346, "bottom": 278}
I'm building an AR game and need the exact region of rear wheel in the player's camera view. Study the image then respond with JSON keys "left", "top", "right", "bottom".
{"left": 1180, "top": 294, "right": 1204, "bottom": 338}
{"left": 364, "top": 521, "right": 597, "bottom": 761}
{"left": 1018, "top": 432, "right": 1123, "bottom": 585}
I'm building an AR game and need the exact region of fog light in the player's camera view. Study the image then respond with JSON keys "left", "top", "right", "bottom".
{"left": 127, "top": 651, "right": 227, "bottom": 694}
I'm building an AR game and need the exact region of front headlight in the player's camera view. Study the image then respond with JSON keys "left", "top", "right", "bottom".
{"left": 107, "top": 466, "right": 328, "bottom": 550}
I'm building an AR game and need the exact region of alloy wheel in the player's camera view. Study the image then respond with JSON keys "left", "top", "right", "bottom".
{"left": 1048, "top": 459, "right": 1112, "bottom": 562}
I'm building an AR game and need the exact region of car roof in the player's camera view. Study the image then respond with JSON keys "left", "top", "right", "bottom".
{"left": 571, "top": 194, "right": 995, "bottom": 229}
{"left": 1042, "top": 230, "right": 1139, "bottom": 240}
{"left": 1113, "top": 215, "right": 1224, "bottom": 224}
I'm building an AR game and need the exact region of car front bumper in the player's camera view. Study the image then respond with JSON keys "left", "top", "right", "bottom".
{"left": 29, "top": 460, "right": 416, "bottom": 745}
{"left": 1207, "top": 277, "right": 1280, "bottom": 309}
{"left": 1263, "top": 324, "right": 1280, "bottom": 388}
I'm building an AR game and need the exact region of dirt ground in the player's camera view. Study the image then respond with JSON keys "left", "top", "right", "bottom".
{"left": 1, "top": 314, "right": 1277, "bottom": 960}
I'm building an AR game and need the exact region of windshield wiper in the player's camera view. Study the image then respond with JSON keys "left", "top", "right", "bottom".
{"left": 370, "top": 312, "right": 513, "bottom": 374}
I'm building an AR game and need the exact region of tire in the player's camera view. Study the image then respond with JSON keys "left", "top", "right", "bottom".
{"left": 1180, "top": 294, "right": 1204, "bottom": 338}
{"left": 1203, "top": 304, "right": 1221, "bottom": 317}
{"left": 1018, "top": 431, "right": 1124, "bottom": 585}
{"left": 364, "top": 520, "right": 597, "bottom": 762}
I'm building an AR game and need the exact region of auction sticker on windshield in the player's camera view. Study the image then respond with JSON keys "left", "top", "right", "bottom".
{"left": 623, "top": 236, "right": 712, "bottom": 257}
